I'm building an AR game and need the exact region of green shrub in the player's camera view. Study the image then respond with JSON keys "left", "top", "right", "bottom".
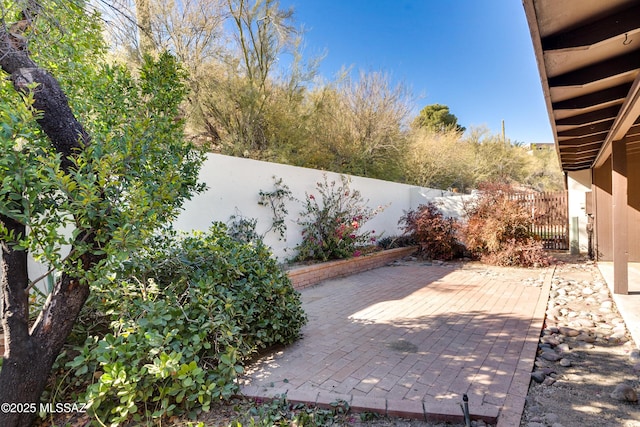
{"left": 376, "top": 235, "right": 416, "bottom": 250}
{"left": 462, "top": 182, "right": 551, "bottom": 267}
{"left": 294, "top": 174, "right": 383, "bottom": 262}
{"left": 399, "top": 203, "right": 462, "bottom": 260}
{"left": 230, "top": 394, "right": 352, "bottom": 426}
{"left": 53, "top": 223, "right": 306, "bottom": 425}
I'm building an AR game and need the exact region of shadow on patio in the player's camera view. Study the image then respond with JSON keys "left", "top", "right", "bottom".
{"left": 240, "top": 262, "right": 552, "bottom": 425}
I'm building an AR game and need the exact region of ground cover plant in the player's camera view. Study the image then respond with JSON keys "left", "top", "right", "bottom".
{"left": 294, "top": 175, "right": 383, "bottom": 262}
{"left": 44, "top": 224, "right": 306, "bottom": 426}
{"left": 228, "top": 394, "right": 353, "bottom": 426}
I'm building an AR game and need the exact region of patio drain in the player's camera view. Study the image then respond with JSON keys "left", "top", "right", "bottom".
{"left": 387, "top": 339, "right": 418, "bottom": 353}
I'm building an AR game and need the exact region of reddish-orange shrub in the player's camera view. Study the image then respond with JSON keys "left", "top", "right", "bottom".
{"left": 399, "top": 203, "right": 462, "bottom": 260}
{"left": 462, "top": 182, "right": 551, "bottom": 267}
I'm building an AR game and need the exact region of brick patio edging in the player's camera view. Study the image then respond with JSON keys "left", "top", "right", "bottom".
{"left": 495, "top": 265, "right": 555, "bottom": 427}
{"left": 239, "top": 385, "right": 500, "bottom": 424}
{"left": 285, "top": 246, "right": 418, "bottom": 290}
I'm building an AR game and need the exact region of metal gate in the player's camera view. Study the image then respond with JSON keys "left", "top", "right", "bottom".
{"left": 510, "top": 191, "right": 569, "bottom": 250}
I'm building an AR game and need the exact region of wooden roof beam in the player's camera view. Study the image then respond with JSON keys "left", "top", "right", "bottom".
{"left": 548, "top": 51, "right": 640, "bottom": 87}
{"left": 555, "top": 105, "right": 620, "bottom": 126}
{"left": 563, "top": 163, "right": 594, "bottom": 171}
{"left": 561, "top": 152, "right": 601, "bottom": 161}
{"left": 542, "top": 5, "right": 640, "bottom": 50}
{"left": 557, "top": 132, "right": 604, "bottom": 145}
{"left": 557, "top": 120, "right": 614, "bottom": 138}
{"left": 594, "top": 71, "right": 640, "bottom": 167}
{"left": 559, "top": 144, "right": 602, "bottom": 153}
{"left": 552, "top": 83, "right": 630, "bottom": 110}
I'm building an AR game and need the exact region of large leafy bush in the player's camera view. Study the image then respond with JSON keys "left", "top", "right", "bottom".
{"left": 52, "top": 224, "right": 306, "bottom": 425}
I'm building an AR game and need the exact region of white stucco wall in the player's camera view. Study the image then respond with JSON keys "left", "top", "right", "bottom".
{"left": 567, "top": 170, "right": 592, "bottom": 254}
{"left": 173, "top": 154, "right": 457, "bottom": 260}
{"left": 20, "top": 154, "right": 460, "bottom": 283}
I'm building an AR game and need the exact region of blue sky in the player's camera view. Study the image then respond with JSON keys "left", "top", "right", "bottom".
{"left": 278, "top": 0, "right": 553, "bottom": 144}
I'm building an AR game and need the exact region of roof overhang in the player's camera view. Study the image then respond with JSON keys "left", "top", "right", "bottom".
{"left": 523, "top": 0, "right": 640, "bottom": 172}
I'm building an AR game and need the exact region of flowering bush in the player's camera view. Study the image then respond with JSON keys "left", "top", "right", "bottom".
{"left": 294, "top": 175, "right": 383, "bottom": 261}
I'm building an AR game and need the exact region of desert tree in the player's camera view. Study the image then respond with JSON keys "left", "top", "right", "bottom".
{"left": 195, "top": 0, "right": 315, "bottom": 155}
{"left": 413, "top": 103, "right": 466, "bottom": 133}
{"left": 347, "top": 71, "right": 412, "bottom": 162}
{"left": 0, "top": 2, "right": 203, "bottom": 426}
{"left": 464, "top": 127, "right": 529, "bottom": 186}
{"left": 404, "top": 127, "right": 474, "bottom": 191}
{"left": 281, "top": 70, "right": 413, "bottom": 181}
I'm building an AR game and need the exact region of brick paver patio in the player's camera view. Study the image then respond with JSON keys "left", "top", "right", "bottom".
{"left": 240, "top": 261, "right": 552, "bottom": 426}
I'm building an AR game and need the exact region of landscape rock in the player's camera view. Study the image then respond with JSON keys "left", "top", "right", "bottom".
{"left": 574, "top": 333, "right": 595, "bottom": 343}
{"left": 523, "top": 256, "right": 640, "bottom": 427}
{"left": 540, "top": 350, "right": 562, "bottom": 361}
{"left": 610, "top": 384, "right": 638, "bottom": 402}
{"left": 541, "top": 335, "right": 561, "bottom": 346}
{"left": 545, "top": 413, "right": 560, "bottom": 423}
{"left": 531, "top": 371, "right": 546, "bottom": 383}
{"left": 558, "top": 327, "right": 580, "bottom": 337}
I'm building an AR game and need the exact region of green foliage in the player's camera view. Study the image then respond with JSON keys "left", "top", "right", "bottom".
{"left": 55, "top": 224, "right": 306, "bottom": 425}
{"left": 462, "top": 182, "right": 551, "bottom": 267}
{"left": 258, "top": 176, "right": 294, "bottom": 241}
{"left": 99, "top": 0, "right": 563, "bottom": 191}
{"left": 399, "top": 203, "right": 462, "bottom": 261}
{"left": 294, "top": 175, "right": 383, "bottom": 262}
{"left": 190, "top": 0, "right": 314, "bottom": 159}
{"left": 404, "top": 127, "right": 473, "bottom": 191}
{"left": 28, "top": 0, "right": 107, "bottom": 101}
{"left": 227, "top": 212, "right": 261, "bottom": 245}
{"left": 376, "top": 235, "right": 416, "bottom": 250}
{"left": 466, "top": 129, "right": 529, "bottom": 185}
{"left": 521, "top": 145, "right": 565, "bottom": 192}
{"left": 330, "top": 71, "right": 412, "bottom": 181}
{"left": 413, "top": 103, "right": 465, "bottom": 133}
{"left": 1, "top": 52, "right": 204, "bottom": 285}
{"left": 403, "top": 126, "right": 563, "bottom": 193}
{"left": 230, "top": 394, "right": 352, "bottom": 426}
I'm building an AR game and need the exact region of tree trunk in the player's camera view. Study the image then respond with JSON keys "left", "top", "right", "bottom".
{"left": 0, "top": 12, "right": 97, "bottom": 427}
{"left": 0, "top": 251, "right": 91, "bottom": 427}
{"left": 136, "top": 0, "right": 155, "bottom": 57}
{"left": 0, "top": 215, "right": 34, "bottom": 427}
